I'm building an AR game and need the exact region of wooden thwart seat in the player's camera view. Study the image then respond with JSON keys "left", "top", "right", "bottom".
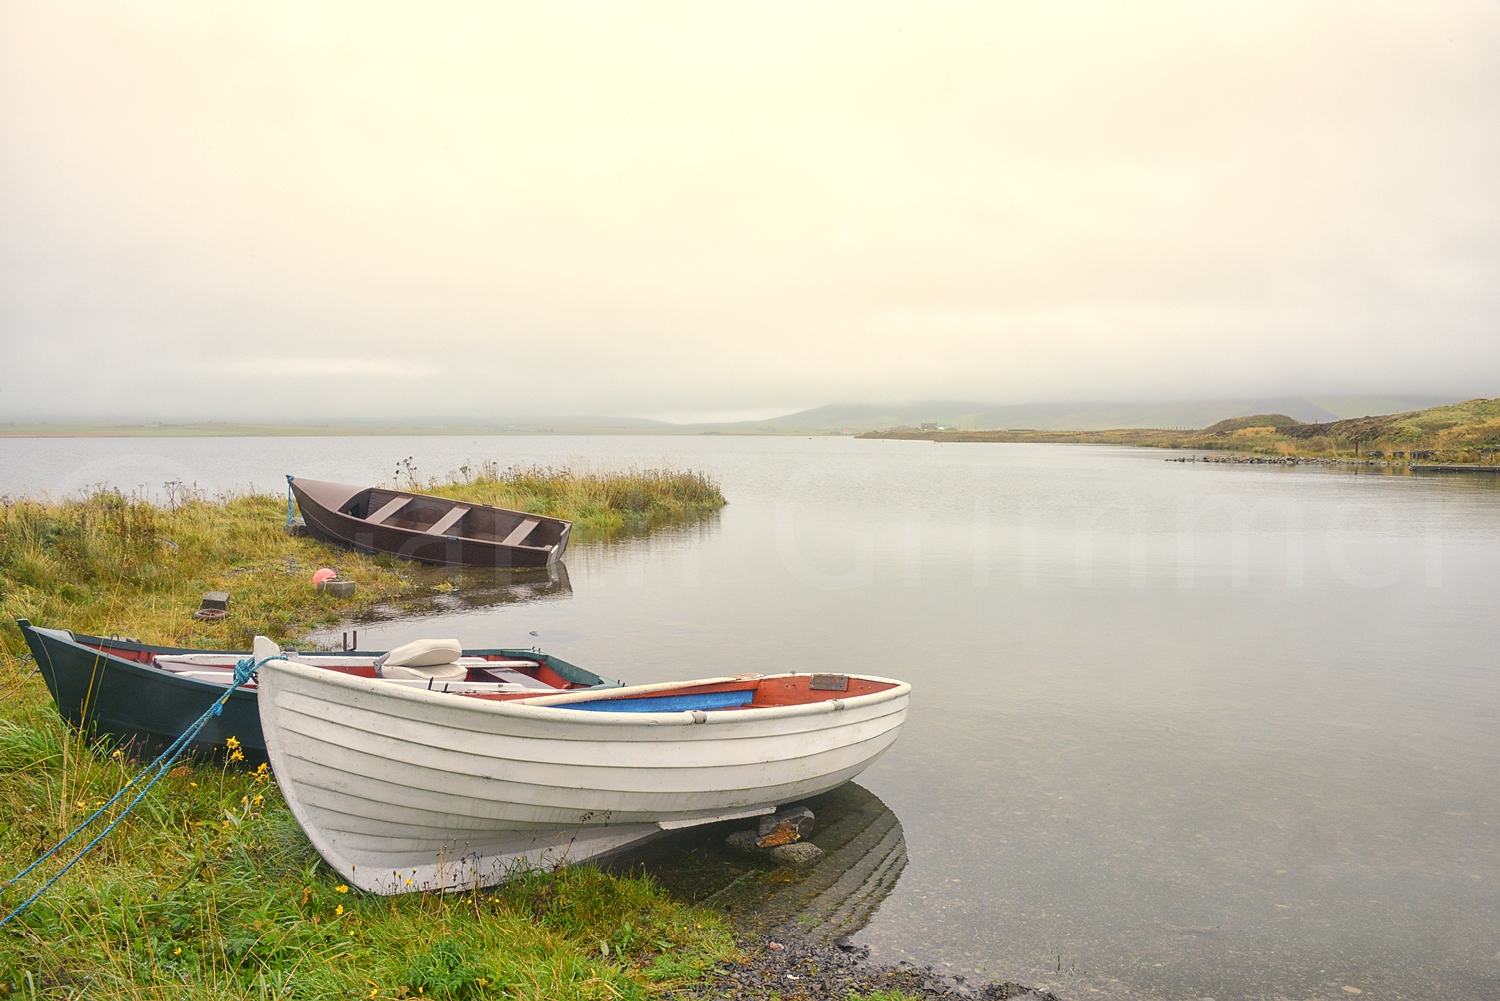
{"left": 425, "top": 506, "right": 470, "bottom": 537}
{"left": 366, "top": 496, "right": 413, "bottom": 525}
{"left": 500, "top": 518, "right": 541, "bottom": 547}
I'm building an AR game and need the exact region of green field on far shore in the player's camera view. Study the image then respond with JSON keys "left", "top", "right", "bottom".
{"left": 859, "top": 397, "right": 1500, "bottom": 462}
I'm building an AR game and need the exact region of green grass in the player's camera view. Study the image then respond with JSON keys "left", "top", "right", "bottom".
{"left": 0, "top": 696, "right": 735, "bottom": 998}
{"left": 0, "top": 469, "right": 734, "bottom": 998}
{"left": 0, "top": 489, "right": 409, "bottom": 654}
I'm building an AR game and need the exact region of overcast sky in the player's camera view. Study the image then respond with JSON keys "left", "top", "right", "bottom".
{"left": 1, "top": 2, "right": 1497, "bottom": 424}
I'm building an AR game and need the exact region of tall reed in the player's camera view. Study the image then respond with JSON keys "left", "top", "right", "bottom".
{"left": 410, "top": 461, "right": 726, "bottom": 538}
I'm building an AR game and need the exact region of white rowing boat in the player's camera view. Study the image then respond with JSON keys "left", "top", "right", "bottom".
{"left": 256, "top": 654, "right": 909, "bottom": 894}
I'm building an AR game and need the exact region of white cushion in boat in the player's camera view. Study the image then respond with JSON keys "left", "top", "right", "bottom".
{"left": 379, "top": 661, "right": 468, "bottom": 682}
{"left": 375, "top": 637, "right": 465, "bottom": 681}
{"left": 379, "top": 638, "right": 462, "bottom": 668}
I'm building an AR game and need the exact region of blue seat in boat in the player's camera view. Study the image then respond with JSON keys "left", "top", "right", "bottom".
{"left": 559, "top": 689, "right": 754, "bottom": 713}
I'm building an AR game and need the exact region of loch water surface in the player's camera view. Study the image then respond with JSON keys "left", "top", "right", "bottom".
{"left": 5, "top": 435, "right": 1499, "bottom": 1000}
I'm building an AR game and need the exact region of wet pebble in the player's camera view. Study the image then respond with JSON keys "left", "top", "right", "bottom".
{"left": 674, "top": 936, "right": 1061, "bottom": 1000}
{"left": 763, "top": 842, "right": 825, "bottom": 866}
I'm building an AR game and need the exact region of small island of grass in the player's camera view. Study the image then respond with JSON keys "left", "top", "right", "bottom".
{"left": 419, "top": 461, "right": 727, "bottom": 540}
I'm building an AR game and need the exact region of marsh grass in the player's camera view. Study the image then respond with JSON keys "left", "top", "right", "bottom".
{"left": 409, "top": 460, "right": 725, "bottom": 540}
{"left": 0, "top": 489, "right": 408, "bottom": 660}
{"left": 0, "top": 468, "right": 734, "bottom": 997}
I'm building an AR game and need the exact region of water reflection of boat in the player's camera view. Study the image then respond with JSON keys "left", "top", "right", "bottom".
{"left": 609, "top": 782, "right": 906, "bottom": 943}
{"left": 353, "top": 563, "right": 572, "bottom": 627}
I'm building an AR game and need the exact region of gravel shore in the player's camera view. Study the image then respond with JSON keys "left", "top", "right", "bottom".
{"left": 674, "top": 935, "right": 1061, "bottom": 1001}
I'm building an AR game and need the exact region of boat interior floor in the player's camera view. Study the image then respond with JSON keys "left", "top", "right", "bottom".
{"left": 480, "top": 673, "right": 899, "bottom": 711}
{"left": 72, "top": 639, "right": 581, "bottom": 693}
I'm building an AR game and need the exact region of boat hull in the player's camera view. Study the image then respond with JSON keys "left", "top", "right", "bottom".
{"left": 290, "top": 477, "right": 570, "bottom": 569}
{"left": 257, "top": 660, "right": 909, "bottom": 894}
{"left": 15, "top": 620, "right": 610, "bottom": 761}
{"left": 20, "top": 621, "right": 265, "bottom": 759}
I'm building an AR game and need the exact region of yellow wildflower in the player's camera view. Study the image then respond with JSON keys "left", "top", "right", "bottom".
{"left": 336, "top": 904, "right": 344, "bottom": 916}
{"left": 252, "top": 794, "right": 264, "bottom": 807}
{"left": 336, "top": 884, "right": 349, "bottom": 893}
{"left": 225, "top": 736, "right": 241, "bottom": 751}
{"left": 173, "top": 947, "right": 182, "bottom": 956}
{"left": 254, "top": 763, "right": 270, "bottom": 782}
{"left": 229, "top": 749, "right": 245, "bottom": 762}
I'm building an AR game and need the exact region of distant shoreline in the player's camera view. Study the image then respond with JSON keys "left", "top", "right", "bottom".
{"left": 0, "top": 423, "right": 836, "bottom": 438}
{"left": 858, "top": 397, "right": 1500, "bottom": 465}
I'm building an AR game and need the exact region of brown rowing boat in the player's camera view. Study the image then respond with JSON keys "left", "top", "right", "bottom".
{"left": 288, "top": 476, "right": 570, "bottom": 568}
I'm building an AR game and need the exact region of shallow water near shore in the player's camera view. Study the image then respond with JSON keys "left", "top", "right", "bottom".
{"left": 5, "top": 434, "right": 1500, "bottom": 1000}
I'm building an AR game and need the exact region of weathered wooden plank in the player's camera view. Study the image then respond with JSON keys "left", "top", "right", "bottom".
{"left": 499, "top": 517, "right": 541, "bottom": 547}
{"left": 424, "top": 505, "right": 470, "bottom": 536}
{"left": 366, "top": 495, "right": 412, "bottom": 525}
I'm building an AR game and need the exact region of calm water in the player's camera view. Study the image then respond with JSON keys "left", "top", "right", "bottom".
{"left": 5, "top": 435, "right": 1500, "bottom": 1000}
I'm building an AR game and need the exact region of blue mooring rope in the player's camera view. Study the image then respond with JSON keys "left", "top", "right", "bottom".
{"left": 0, "top": 654, "right": 266, "bottom": 930}
{"left": 285, "top": 475, "right": 296, "bottom": 527}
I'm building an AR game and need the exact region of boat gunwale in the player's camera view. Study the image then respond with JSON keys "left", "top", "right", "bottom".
{"left": 23, "top": 622, "right": 615, "bottom": 694}
{"left": 260, "top": 658, "right": 910, "bottom": 726}
{"left": 25, "top": 623, "right": 262, "bottom": 700}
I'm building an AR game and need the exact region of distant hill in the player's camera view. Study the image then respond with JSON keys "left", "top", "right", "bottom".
{"left": 1276, "top": 399, "right": 1500, "bottom": 450}
{"left": 858, "top": 398, "right": 1500, "bottom": 462}
{"left": 690, "top": 396, "right": 1459, "bottom": 433}
{"left": 1200, "top": 414, "right": 1303, "bottom": 434}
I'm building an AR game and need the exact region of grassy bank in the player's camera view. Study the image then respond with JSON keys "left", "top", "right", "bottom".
{"left": 858, "top": 397, "right": 1500, "bottom": 461}
{"left": 0, "top": 491, "right": 404, "bottom": 654}
{"left": 0, "top": 464, "right": 724, "bottom": 654}
{"left": 0, "top": 687, "right": 735, "bottom": 998}
{"left": 0, "top": 468, "right": 738, "bottom": 997}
